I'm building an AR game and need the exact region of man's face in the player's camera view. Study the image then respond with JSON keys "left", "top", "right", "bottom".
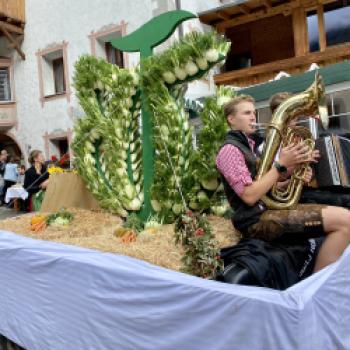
{"left": 227, "top": 101, "right": 256, "bottom": 135}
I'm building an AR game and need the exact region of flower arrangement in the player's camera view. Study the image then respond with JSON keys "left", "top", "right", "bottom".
{"left": 48, "top": 166, "right": 64, "bottom": 175}
{"left": 174, "top": 211, "right": 222, "bottom": 279}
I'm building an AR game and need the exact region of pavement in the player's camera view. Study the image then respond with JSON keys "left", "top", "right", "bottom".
{"left": 0, "top": 206, "right": 23, "bottom": 220}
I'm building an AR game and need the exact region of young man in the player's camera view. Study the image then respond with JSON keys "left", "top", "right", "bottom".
{"left": 216, "top": 94, "right": 350, "bottom": 272}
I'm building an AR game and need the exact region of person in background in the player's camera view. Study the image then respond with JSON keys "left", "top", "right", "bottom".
{"left": 269, "top": 92, "right": 350, "bottom": 208}
{"left": 17, "top": 165, "right": 26, "bottom": 186}
{"left": 24, "top": 150, "right": 49, "bottom": 211}
{"left": 3, "top": 156, "right": 19, "bottom": 199}
{"left": 0, "top": 149, "right": 8, "bottom": 205}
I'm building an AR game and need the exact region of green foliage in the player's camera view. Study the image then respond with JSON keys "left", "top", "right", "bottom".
{"left": 174, "top": 210, "right": 223, "bottom": 278}
{"left": 123, "top": 213, "right": 144, "bottom": 233}
{"left": 46, "top": 208, "right": 74, "bottom": 226}
{"left": 186, "top": 86, "right": 235, "bottom": 212}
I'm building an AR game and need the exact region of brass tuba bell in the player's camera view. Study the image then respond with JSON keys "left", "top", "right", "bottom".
{"left": 256, "top": 72, "right": 329, "bottom": 209}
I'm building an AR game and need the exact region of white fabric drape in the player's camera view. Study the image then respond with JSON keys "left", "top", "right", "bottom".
{"left": 0, "top": 230, "right": 349, "bottom": 350}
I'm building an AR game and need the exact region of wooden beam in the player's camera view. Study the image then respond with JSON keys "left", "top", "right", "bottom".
{"left": 292, "top": 7, "right": 309, "bottom": 57}
{"left": 238, "top": 4, "right": 251, "bottom": 14}
{"left": 214, "top": 42, "right": 350, "bottom": 85}
{"left": 0, "top": 20, "right": 23, "bottom": 34}
{"left": 317, "top": 4, "right": 327, "bottom": 51}
{"left": 262, "top": 0, "right": 272, "bottom": 8}
{"left": 213, "top": 0, "right": 337, "bottom": 30}
{"left": 7, "top": 34, "right": 23, "bottom": 49}
{"left": 217, "top": 10, "right": 231, "bottom": 21}
{"left": 0, "top": 25, "right": 25, "bottom": 59}
{"left": 216, "top": 2, "right": 295, "bottom": 30}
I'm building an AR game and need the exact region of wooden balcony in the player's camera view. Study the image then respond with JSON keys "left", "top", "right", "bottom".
{"left": 0, "top": 0, "right": 25, "bottom": 24}
{"left": 0, "top": 0, "right": 25, "bottom": 59}
{"left": 215, "top": 42, "right": 350, "bottom": 87}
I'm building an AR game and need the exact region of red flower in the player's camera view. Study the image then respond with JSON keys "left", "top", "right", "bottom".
{"left": 51, "top": 155, "right": 58, "bottom": 161}
{"left": 195, "top": 228, "right": 204, "bottom": 237}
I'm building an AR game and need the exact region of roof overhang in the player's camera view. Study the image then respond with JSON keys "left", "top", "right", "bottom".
{"left": 239, "top": 60, "right": 350, "bottom": 102}
{"left": 198, "top": 0, "right": 336, "bottom": 31}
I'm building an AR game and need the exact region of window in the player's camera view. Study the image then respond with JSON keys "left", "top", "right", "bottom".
{"left": 50, "top": 137, "right": 70, "bottom": 167}
{"left": 0, "top": 68, "right": 11, "bottom": 102}
{"left": 89, "top": 23, "right": 128, "bottom": 68}
{"left": 307, "top": 11, "right": 320, "bottom": 52}
{"left": 105, "top": 41, "right": 124, "bottom": 67}
{"left": 53, "top": 57, "right": 66, "bottom": 94}
{"left": 324, "top": 3, "right": 350, "bottom": 47}
{"left": 308, "top": 2, "right": 350, "bottom": 52}
{"left": 42, "top": 50, "right": 65, "bottom": 97}
{"left": 328, "top": 89, "right": 350, "bottom": 130}
{"left": 36, "top": 42, "right": 70, "bottom": 106}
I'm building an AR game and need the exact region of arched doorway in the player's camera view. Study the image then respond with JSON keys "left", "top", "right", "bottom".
{"left": 0, "top": 133, "right": 23, "bottom": 162}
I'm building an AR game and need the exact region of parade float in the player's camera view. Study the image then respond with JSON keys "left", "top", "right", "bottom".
{"left": 0, "top": 10, "right": 349, "bottom": 350}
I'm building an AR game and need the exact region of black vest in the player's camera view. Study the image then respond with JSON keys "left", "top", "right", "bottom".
{"left": 218, "top": 130, "right": 266, "bottom": 233}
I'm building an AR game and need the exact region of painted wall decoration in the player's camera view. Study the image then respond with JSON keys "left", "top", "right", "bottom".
{"left": 72, "top": 11, "right": 232, "bottom": 221}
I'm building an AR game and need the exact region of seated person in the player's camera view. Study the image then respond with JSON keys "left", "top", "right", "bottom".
{"left": 269, "top": 92, "right": 350, "bottom": 208}
{"left": 17, "top": 165, "right": 26, "bottom": 186}
{"left": 3, "top": 156, "right": 19, "bottom": 197}
{"left": 216, "top": 95, "right": 350, "bottom": 273}
{"left": 24, "top": 150, "right": 49, "bottom": 211}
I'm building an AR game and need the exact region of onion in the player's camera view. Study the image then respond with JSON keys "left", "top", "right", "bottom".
{"left": 196, "top": 57, "right": 208, "bottom": 70}
{"left": 205, "top": 49, "right": 219, "bottom": 63}
{"left": 151, "top": 200, "right": 162, "bottom": 212}
{"left": 174, "top": 67, "right": 187, "bottom": 80}
{"left": 201, "top": 179, "right": 218, "bottom": 191}
{"left": 172, "top": 203, "right": 183, "bottom": 215}
{"left": 162, "top": 71, "right": 176, "bottom": 84}
{"left": 185, "top": 61, "right": 198, "bottom": 76}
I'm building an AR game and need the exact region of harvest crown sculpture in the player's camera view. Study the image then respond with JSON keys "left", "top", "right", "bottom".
{"left": 72, "top": 10, "right": 232, "bottom": 221}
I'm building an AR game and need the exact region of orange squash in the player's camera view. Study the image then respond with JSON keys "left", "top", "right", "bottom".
{"left": 30, "top": 215, "right": 46, "bottom": 226}
{"left": 121, "top": 230, "right": 137, "bottom": 244}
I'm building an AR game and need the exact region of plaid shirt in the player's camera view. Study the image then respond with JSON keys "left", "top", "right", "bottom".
{"left": 216, "top": 137, "right": 256, "bottom": 196}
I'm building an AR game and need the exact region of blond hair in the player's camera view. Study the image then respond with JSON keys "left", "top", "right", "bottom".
{"left": 28, "top": 149, "right": 42, "bottom": 165}
{"left": 269, "top": 92, "right": 293, "bottom": 113}
{"left": 224, "top": 94, "right": 255, "bottom": 118}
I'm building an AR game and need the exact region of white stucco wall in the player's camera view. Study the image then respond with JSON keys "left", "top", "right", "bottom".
{"left": 7, "top": 0, "right": 223, "bottom": 164}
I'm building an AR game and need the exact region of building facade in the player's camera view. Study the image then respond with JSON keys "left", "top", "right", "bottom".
{"left": 0, "top": 0, "right": 223, "bottom": 165}
{"left": 2, "top": 0, "right": 350, "bottom": 165}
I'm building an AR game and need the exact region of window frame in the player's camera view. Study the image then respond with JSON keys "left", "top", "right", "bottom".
{"left": 36, "top": 42, "right": 71, "bottom": 107}
{"left": 0, "top": 58, "right": 15, "bottom": 104}
{"left": 89, "top": 22, "right": 129, "bottom": 68}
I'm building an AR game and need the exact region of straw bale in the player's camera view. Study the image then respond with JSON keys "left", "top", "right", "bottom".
{"left": 0, "top": 209, "right": 240, "bottom": 272}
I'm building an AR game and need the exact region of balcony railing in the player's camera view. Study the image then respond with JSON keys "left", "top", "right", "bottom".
{"left": 0, "top": 0, "right": 25, "bottom": 24}
{"left": 215, "top": 42, "right": 350, "bottom": 87}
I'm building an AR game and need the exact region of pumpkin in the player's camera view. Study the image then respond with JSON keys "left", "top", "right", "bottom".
{"left": 121, "top": 230, "right": 137, "bottom": 243}
{"left": 30, "top": 215, "right": 46, "bottom": 226}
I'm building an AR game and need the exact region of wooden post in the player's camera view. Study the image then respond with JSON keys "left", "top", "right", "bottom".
{"left": 292, "top": 7, "right": 309, "bottom": 56}
{"left": 317, "top": 4, "right": 326, "bottom": 51}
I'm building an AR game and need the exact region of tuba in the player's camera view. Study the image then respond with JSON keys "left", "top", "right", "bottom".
{"left": 256, "top": 72, "right": 329, "bottom": 209}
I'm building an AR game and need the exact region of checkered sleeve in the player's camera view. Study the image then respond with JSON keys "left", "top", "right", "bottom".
{"left": 216, "top": 144, "right": 253, "bottom": 196}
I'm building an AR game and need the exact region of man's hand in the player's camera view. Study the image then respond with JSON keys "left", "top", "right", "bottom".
{"left": 302, "top": 166, "right": 313, "bottom": 183}
{"left": 279, "top": 142, "right": 310, "bottom": 168}
{"left": 307, "top": 149, "right": 320, "bottom": 163}
{"left": 276, "top": 179, "right": 290, "bottom": 191}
